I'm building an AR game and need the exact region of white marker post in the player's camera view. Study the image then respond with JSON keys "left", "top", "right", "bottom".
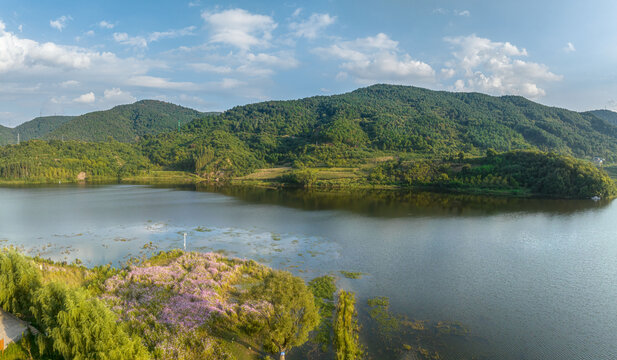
{"left": 183, "top": 233, "right": 187, "bottom": 250}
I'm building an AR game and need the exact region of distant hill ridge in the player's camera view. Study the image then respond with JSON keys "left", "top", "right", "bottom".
{"left": 2, "top": 85, "right": 617, "bottom": 162}
{"left": 0, "top": 100, "right": 209, "bottom": 145}
{"left": 44, "top": 100, "right": 207, "bottom": 142}
{"left": 586, "top": 109, "right": 617, "bottom": 126}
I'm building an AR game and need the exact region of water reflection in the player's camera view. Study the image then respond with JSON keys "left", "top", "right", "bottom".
{"left": 193, "top": 184, "right": 611, "bottom": 217}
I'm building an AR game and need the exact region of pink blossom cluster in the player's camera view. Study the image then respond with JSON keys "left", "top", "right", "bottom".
{"left": 104, "top": 252, "right": 248, "bottom": 329}
{"left": 102, "top": 252, "right": 273, "bottom": 358}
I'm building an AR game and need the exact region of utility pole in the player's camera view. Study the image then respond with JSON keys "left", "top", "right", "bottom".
{"left": 17, "top": 133, "right": 20, "bottom": 145}
{"left": 183, "top": 233, "right": 187, "bottom": 250}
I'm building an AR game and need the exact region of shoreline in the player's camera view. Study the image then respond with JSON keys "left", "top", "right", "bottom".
{"left": 0, "top": 170, "right": 606, "bottom": 200}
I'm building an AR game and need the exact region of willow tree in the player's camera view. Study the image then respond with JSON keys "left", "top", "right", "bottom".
{"left": 48, "top": 287, "right": 150, "bottom": 360}
{"left": 250, "top": 270, "right": 320, "bottom": 360}
{"left": 0, "top": 250, "right": 41, "bottom": 319}
{"left": 334, "top": 291, "right": 363, "bottom": 360}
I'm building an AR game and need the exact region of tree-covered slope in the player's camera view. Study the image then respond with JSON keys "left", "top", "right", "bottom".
{"left": 45, "top": 100, "right": 206, "bottom": 142}
{"left": 195, "top": 85, "right": 617, "bottom": 158}
{"left": 0, "top": 140, "right": 151, "bottom": 182}
{"left": 0, "top": 125, "right": 12, "bottom": 145}
{"left": 0, "top": 116, "right": 74, "bottom": 146}
{"left": 368, "top": 150, "right": 617, "bottom": 198}
{"left": 140, "top": 84, "right": 617, "bottom": 177}
{"left": 14, "top": 116, "right": 75, "bottom": 142}
{"left": 586, "top": 109, "right": 617, "bottom": 126}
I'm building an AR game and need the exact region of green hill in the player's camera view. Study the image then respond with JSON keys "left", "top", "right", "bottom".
{"left": 0, "top": 116, "right": 74, "bottom": 146}
{"left": 141, "top": 84, "right": 617, "bottom": 177}
{"left": 0, "top": 101, "right": 208, "bottom": 145}
{"left": 44, "top": 100, "right": 206, "bottom": 142}
{"left": 1, "top": 84, "right": 617, "bottom": 198}
{"left": 14, "top": 116, "right": 75, "bottom": 142}
{"left": 586, "top": 109, "right": 617, "bottom": 126}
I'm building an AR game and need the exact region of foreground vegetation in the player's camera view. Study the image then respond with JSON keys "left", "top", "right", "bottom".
{"left": 0, "top": 249, "right": 374, "bottom": 360}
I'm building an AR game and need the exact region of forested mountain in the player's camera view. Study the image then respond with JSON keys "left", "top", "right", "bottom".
{"left": 0, "top": 101, "right": 209, "bottom": 145}
{"left": 44, "top": 100, "right": 206, "bottom": 142}
{"left": 586, "top": 109, "right": 617, "bottom": 126}
{"left": 0, "top": 116, "right": 74, "bottom": 146}
{"left": 14, "top": 116, "right": 74, "bottom": 142}
{"left": 141, "top": 84, "right": 617, "bottom": 178}
{"left": 1, "top": 84, "right": 617, "bottom": 198}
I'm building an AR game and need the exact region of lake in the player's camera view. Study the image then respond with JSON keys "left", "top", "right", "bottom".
{"left": 1, "top": 184, "right": 616, "bottom": 359}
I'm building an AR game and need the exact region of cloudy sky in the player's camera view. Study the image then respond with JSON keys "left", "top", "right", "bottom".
{"left": 1, "top": 0, "right": 616, "bottom": 127}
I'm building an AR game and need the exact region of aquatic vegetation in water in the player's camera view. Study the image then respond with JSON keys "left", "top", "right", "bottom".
{"left": 367, "top": 296, "right": 472, "bottom": 360}
{"left": 305, "top": 275, "right": 338, "bottom": 353}
{"left": 194, "top": 226, "right": 213, "bottom": 232}
{"left": 334, "top": 290, "right": 363, "bottom": 360}
{"left": 340, "top": 271, "right": 364, "bottom": 279}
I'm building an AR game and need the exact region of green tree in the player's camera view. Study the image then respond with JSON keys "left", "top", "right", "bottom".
{"left": 31, "top": 283, "right": 150, "bottom": 360}
{"left": 334, "top": 291, "right": 363, "bottom": 360}
{"left": 250, "top": 270, "right": 320, "bottom": 360}
{"left": 0, "top": 250, "right": 41, "bottom": 319}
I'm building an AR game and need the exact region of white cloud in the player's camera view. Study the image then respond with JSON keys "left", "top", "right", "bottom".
{"left": 18, "top": 25, "right": 22, "bottom": 32}
{"left": 434, "top": 9, "right": 471, "bottom": 17}
{"left": 245, "top": 52, "right": 298, "bottom": 68}
{"left": 188, "top": 1, "right": 201, "bottom": 7}
{"left": 292, "top": 8, "right": 302, "bottom": 17}
{"left": 290, "top": 13, "right": 336, "bottom": 39}
{"left": 201, "top": 8, "right": 277, "bottom": 50}
{"left": 74, "top": 92, "right": 95, "bottom": 103}
{"left": 445, "top": 34, "right": 561, "bottom": 98}
{"left": 219, "top": 78, "right": 245, "bottom": 89}
{"left": 184, "top": 47, "right": 298, "bottom": 78}
{"left": 99, "top": 21, "right": 115, "bottom": 29}
{"left": 0, "top": 30, "right": 93, "bottom": 71}
{"left": 60, "top": 80, "right": 80, "bottom": 87}
{"left": 126, "top": 75, "right": 199, "bottom": 90}
{"left": 189, "top": 62, "right": 233, "bottom": 74}
{"left": 0, "top": 24, "right": 163, "bottom": 89}
{"left": 149, "top": 26, "right": 196, "bottom": 42}
{"left": 50, "top": 15, "right": 71, "bottom": 31}
{"left": 113, "top": 32, "right": 147, "bottom": 48}
{"left": 76, "top": 30, "right": 95, "bottom": 42}
{"left": 315, "top": 33, "right": 435, "bottom": 85}
{"left": 113, "top": 27, "right": 196, "bottom": 48}
{"left": 441, "top": 68, "right": 456, "bottom": 79}
{"left": 103, "top": 88, "right": 136, "bottom": 103}
{"left": 564, "top": 42, "right": 576, "bottom": 53}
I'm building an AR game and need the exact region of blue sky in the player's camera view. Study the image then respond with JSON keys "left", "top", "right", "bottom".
{"left": 1, "top": 0, "right": 616, "bottom": 126}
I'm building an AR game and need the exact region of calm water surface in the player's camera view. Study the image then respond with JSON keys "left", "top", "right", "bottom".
{"left": 1, "top": 184, "right": 616, "bottom": 359}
